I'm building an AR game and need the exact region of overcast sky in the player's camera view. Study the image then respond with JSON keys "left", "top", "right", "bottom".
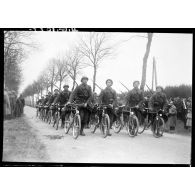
{"left": 19, "top": 31, "right": 192, "bottom": 94}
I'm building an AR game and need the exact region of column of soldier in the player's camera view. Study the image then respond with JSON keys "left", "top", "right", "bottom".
{"left": 36, "top": 76, "right": 192, "bottom": 136}
{"left": 4, "top": 87, "right": 25, "bottom": 120}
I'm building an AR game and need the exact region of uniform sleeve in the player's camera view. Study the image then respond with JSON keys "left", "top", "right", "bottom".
{"left": 148, "top": 94, "right": 154, "bottom": 109}
{"left": 53, "top": 94, "right": 60, "bottom": 104}
{"left": 125, "top": 91, "right": 130, "bottom": 106}
{"left": 113, "top": 90, "right": 118, "bottom": 106}
{"left": 69, "top": 86, "right": 78, "bottom": 103}
{"left": 48, "top": 96, "right": 54, "bottom": 104}
{"left": 138, "top": 91, "right": 144, "bottom": 107}
{"left": 163, "top": 94, "right": 168, "bottom": 110}
{"left": 98, "top": 90, "right": 104, "bottom": 104}
{"left": 86, "top": 86, "right": 93, "bottom": 104}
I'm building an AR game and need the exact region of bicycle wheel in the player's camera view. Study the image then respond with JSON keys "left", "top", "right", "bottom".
{"left": 55, "top": 114, "right": 60, "bottom": 130}
{"left": 36, "top": 108, "right": 39, "bottom": 118}
{"left": 72, "top": 114, "right": 81, "bottom": 139}
{"left": 127, "top": 115, "right": 139, "bottom": 137}
{"left": 43, "top": 109, "right": 46, "bottom": 121}
{"left": 39, "top": 109, "right": 42, "bottom": 119}
{"left": 53, "top": 112, "right": 57, "bottom": 127}
{"left": 152, "top": 117, "right": 165, "bottom": 138}
{"left": 48, "top": 110, "right": 52, "bottom": 124}
{"left": 64, "top": 114, "right": 73, "bottom": 134}
{"left": 101, "top": 114, "right": 110, "bottom": 138}
{"left": 138, "top": 116, "right": 150, "bottom": 134}
{"left": 114, "top": 116, "right": 123, "bottom": 133}
{"left": 91, "top": 115, "right": 99, "bottom": 133}
{"left": 46, "top": 111, "right": 49, "bottom": 123}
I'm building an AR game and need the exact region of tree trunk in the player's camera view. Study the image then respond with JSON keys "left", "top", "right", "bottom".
{"left": 51, "top": 83, "right": 53, "bottom": 94}
{"left": 93, "top": 66, "right": 97, "bottom": 92}
{"left": 72, "top": 71, "right": 76, "bottom": 91}
{"left": 59, "top": 77, "right": 62, "bottom": 91}
{"left": 140, "top": 33, "right": 153, "bottom": 91}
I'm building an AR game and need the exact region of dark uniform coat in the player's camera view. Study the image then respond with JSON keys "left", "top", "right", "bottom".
{"left": 48, "top": 94, "right": 59, "bottom": 105}
{"left": 53, "top": 90, "right": 71, "bottom": 105}
{"left": 99, "top": 87, "right": 117, "bottom": 106}
{"left": 125, "top": 88, "right": 144, "bottom": 107}
{"left": 149, "top": 91, "right": 168, "bottom": 112}
{"left": 69, "top": 84, "right": 92, "bottom": 104}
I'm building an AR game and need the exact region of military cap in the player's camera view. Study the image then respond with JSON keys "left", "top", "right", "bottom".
{"left": 106, "top": 79, "right": 113, "bottom": 84}
{"left": 156, "top": 85, "right": 163, "bottom": 91}
{"left": 54, "top": 89, "right": 59, "bottom": 92}
{"left": 81, "top": 76, "right": 88, "bottom": 82}
{"left": 63, "top": 84, "right": 69, "bottom": 88}
{"left": 133, "top": 80, "right": 140, "bottom": 86}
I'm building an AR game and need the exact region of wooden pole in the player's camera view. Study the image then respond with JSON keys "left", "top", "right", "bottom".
{"left": 154, "top": 57, "right": 158, "bottom": 88}
{"left": 152, "top": 57, "right": 155, "bottom": 91}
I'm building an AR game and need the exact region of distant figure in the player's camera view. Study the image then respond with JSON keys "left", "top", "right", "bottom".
{"left": 168, "top": 101, "right": 177, "bottom": 132}
{"left": 19, "top": 94, "right": 25, "bottom": 114}
{"left": 186, "top": 98, "right": 192, "bottom": 130}
{"left": 4, "top": 87, "right": 11, "bottom": 120}
{"left": 15, "top": 97, "right": 22, "bottom": 117}
{"left": 8, "top": 90, "right": 17, "bottom": 118}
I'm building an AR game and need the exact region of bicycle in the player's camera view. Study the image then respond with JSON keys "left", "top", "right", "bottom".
{"left": 43, "top": 105, "right": 49, "bottom": 122}
{"left": 91, "top": 104, "right": 110, "bottom": 138}
{"left": 52, "top": 104, "right": 61, "bottom": 130}
{"left": 48, "top": 104, "right": 56, "bottom": 125}
{"left": 53, "top": 104, "right": 65, "bottom": 130}
{"left": 35, "top": 105, "right": 40, "bottom": 118}
{"left": 114, "top": 106, "right": 139, "bottom": 137}
{"left": 138, "top": 108, "right": 165, "bottom": 138}
{"left": 64, "top": 103, "right": 81, "bottom": 139}
{"left": 88, "top": 104, "right": 99, "bottom": 130}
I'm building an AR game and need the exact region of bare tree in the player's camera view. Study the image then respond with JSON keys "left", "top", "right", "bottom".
{"left": 140, "top": 33, "right": 153, "bottom": 91}
{"left": 53, "top": 57, "right": 69, "bottom": 91}
{"left": 65, "top": 47, "right": 85, "bottom": 91}
{"left": 79, "top": 32, "right": 114, "bottom": 92}
{"left": 4, "top": 31, "right": 37, "bottom": 93}
{"left": 45, "top": 59, "right": 59, "bottom": 93}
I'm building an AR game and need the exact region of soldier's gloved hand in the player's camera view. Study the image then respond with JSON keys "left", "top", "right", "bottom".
{"left": 135, "top": 105, "right": 139, "bottom": 108}
{"left": 84, "top": 103, "right": 87, "bottom": 107}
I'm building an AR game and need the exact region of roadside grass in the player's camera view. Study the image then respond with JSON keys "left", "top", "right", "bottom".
{"left": 3, "top": 117, "right": 49, "bottom": 162}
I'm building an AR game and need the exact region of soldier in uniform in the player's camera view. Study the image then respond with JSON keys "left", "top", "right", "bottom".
{"left": 99, "top": 79, "right": 118, "bottom": 135}
{"left": 43, "top": 92, "right": 52, "bottom": 115}
{"left": 53, "top": 85, "right": 71, "bottom": 127}
{"left": 149, "top": 86, "right": 168, "bottom": 112}
{"left": 48, "top": 89, "right": 60, "bottom": 116}
{"left": 125, "top": 81, "right": 144, "bottom": 125}
{"left": 148, "top": 86, "right": 168, "bottom": 129}
{"left": 36, "top": 96, "right": 45, "bottom": 112}
{"left": 67, "top": 76, "right": 92, "bottom": 136}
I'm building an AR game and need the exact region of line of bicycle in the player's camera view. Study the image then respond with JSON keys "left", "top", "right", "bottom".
{"left": 36, "top": 103, "right": 166, "bottom": 139}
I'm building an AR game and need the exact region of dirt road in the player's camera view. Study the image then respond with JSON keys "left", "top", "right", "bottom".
{"left": 13, "top": 106, "right": 192, "bottom": 164}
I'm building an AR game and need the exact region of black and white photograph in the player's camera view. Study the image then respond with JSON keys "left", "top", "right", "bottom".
{"left": 3, "top": 29, "right": 193, "bottom": 165}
